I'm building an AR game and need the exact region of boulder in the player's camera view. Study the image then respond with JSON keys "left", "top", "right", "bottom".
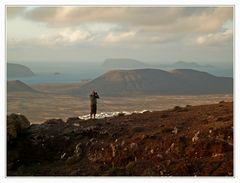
{"left": 41, "top": 118, "right": 66, "bottom": 134}
{"left": 66, "top": 117, "right": 82, "bottom": 127}
{"left": 44, "top": 118, "right": 65, "bottom": 126}
{"left": 7, "top": 113, "right": 30, "bottom": 140}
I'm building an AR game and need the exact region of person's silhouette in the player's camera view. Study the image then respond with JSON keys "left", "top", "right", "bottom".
{"left": 89, "top": 91, "right": 100, "bottom": 119}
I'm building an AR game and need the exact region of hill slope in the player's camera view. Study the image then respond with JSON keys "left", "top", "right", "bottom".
{"left": 69, "top": 69, "right": 233, "bottom": 96}
{"left": 7, "top": 80, "right": 37, "bottom": 93}
{"left": 7, "top": 63, "right": 35, "bottom": 78}
{"left": 7, "top": 102, "right": 233, "bottom": 176}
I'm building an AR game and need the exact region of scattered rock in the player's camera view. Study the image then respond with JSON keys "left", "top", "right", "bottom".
{"left": 172, "top": 127, "right": 178, "bottom": 134}
{"left": 165, "top": 143, "right": 175, "bottom": 154}
{"left": 7, "top": 102, "right": 233, "bottom": 176}
{"left": 61, "top": 153, "right": 66, "bottom": 159}
{"left": 130, "top": 143, "right": 138, "bottom": 150}
{"left": 100, "top": 130, "right": 108, "bottom": 135}
{"left": 74, "top": 143, "right": 82, "bottom": 157}
{"left": 118, "top": 112, "right": 125, "bottom": 117}
{"left": 173, "top": 106, "right": 188, "bottom": 112}
{"left": 192, "top": 131, "right": 200, "bottom": 142}
{"left": 44, "top": 118, "right": 65, "bottom": 126}
{"left": 157, "top": 154, "right": 163, "bottom": 159}
{"left": 212, "top": 153, "right": 224, "bottom": 158}
{"left": 110, "top": 143, "right": 116, "bottom": 157}
{"left": 174, "top": 106, "right": 182, "bottom": 111}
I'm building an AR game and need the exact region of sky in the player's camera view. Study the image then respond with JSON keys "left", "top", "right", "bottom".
{"left": 6, "top": 6, "right": 233, "bottom": 67}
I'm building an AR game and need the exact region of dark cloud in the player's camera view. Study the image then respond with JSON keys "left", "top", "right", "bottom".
{"left": 9, "top": 7, "right": 233, "bottom": 33}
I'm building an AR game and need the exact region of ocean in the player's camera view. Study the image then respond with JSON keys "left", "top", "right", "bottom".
{"left": 7, "top": 70, "right": 105, "bottom": 84}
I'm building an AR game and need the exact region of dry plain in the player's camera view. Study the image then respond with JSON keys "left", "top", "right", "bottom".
{"left": 7, "top": 83, "right": 233, "bottom": 123}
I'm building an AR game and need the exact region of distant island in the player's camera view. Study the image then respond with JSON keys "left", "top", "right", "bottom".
{"left": 54, "top": 72, "right": 61, "bottom": 75}
{"left": 7, "top": 63, "right": 35, "bottom": 78}
{"left": 101, "top": 58, "right": 231, "bottom": 77}
{"left": 161, "top": 61, "right": 213, "bottom": 69}
{"left": 102, "top": 58, "right": 214, "bottom": 70}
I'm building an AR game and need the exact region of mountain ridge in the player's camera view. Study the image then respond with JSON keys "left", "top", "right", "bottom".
{"left": 68, "top": 68, "right": 233, "bottom": 96}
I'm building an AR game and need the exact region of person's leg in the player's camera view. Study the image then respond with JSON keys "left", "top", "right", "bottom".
{"left": 93, "top": 105, "right": 97, "bottom": 119}
{"left": 90, "top": 105, "right": 94, "bottom": 119}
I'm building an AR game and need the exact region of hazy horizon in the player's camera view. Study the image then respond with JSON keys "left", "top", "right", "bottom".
{"left": 7, "top": 58, "right": 233, "bottom": 79}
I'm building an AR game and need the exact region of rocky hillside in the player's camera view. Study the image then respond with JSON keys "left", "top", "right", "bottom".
{"left": 69, "top": 69, "right": 233, "bottom": 96}
{"left": 7, "top": 102, "right": 233, "bottom": 176}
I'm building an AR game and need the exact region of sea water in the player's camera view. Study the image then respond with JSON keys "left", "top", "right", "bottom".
{"left": 7, "top": 69, "right": 105, "bottom": 84}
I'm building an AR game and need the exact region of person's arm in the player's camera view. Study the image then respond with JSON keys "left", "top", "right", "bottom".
{"left": 95, "top": 93, "right": 99, "bottom": 99}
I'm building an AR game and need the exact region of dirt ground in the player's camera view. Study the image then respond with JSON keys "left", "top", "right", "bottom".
{"left": 7, "top": 91, "right": 232, "bottom": 123}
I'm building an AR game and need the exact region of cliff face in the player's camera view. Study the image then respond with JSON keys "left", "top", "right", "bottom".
{"left": 7, "top": 102, "right": 233, "bottom": 176}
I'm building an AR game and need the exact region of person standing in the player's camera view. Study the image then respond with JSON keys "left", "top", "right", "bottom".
{"left": 89, "top": 91, "right": 100, "bottom": 119}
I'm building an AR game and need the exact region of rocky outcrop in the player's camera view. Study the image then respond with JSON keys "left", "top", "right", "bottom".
{"left": 7, "top": 102, "right": 233, "bottom": 176}
{"left": 7, "top": 113, "right": 30, "bottom": 140}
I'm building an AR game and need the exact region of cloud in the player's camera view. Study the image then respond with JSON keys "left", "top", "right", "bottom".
{"left": 39, "top": 28, "right": 94, "bottom": 46}
{"left": 104, "top": 31, "right": 136, "bottom": 43}
{"left": 56, "top": 29, "right": 92, "bottom": 43}
{"left": 103, "top": 30, "right": 183, "bottom": 45}
{"left": 8, "top": 28, "right": 94, "bottom": 48}
{"left": 7, "top": 7, "right": 27, "bottom": 18}
{"left": 7, "top": 7, "right": 233, "bottom": 50}
{"left": 16, "top": 7, "right": 232, "bottom": 33}
{"left": 136, "top": 7, "right": 233, "bottom": 33}
{"left": 196, "top": 29, "right": 233, "bottom": 46}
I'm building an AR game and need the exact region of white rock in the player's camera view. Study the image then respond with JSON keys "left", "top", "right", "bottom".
{"left": 61, "top": 153, "right": 66, "bottom": 159}
{"left": 192, "top": 131, "right": 200, "bottom": 142}
{"left": 172, "top": 127, "right": 178, "bottom": 134}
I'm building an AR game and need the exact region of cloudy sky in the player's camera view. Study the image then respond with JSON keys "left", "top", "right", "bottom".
{"left": 7, "top": 6, "right": 233, "bottom": 66}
